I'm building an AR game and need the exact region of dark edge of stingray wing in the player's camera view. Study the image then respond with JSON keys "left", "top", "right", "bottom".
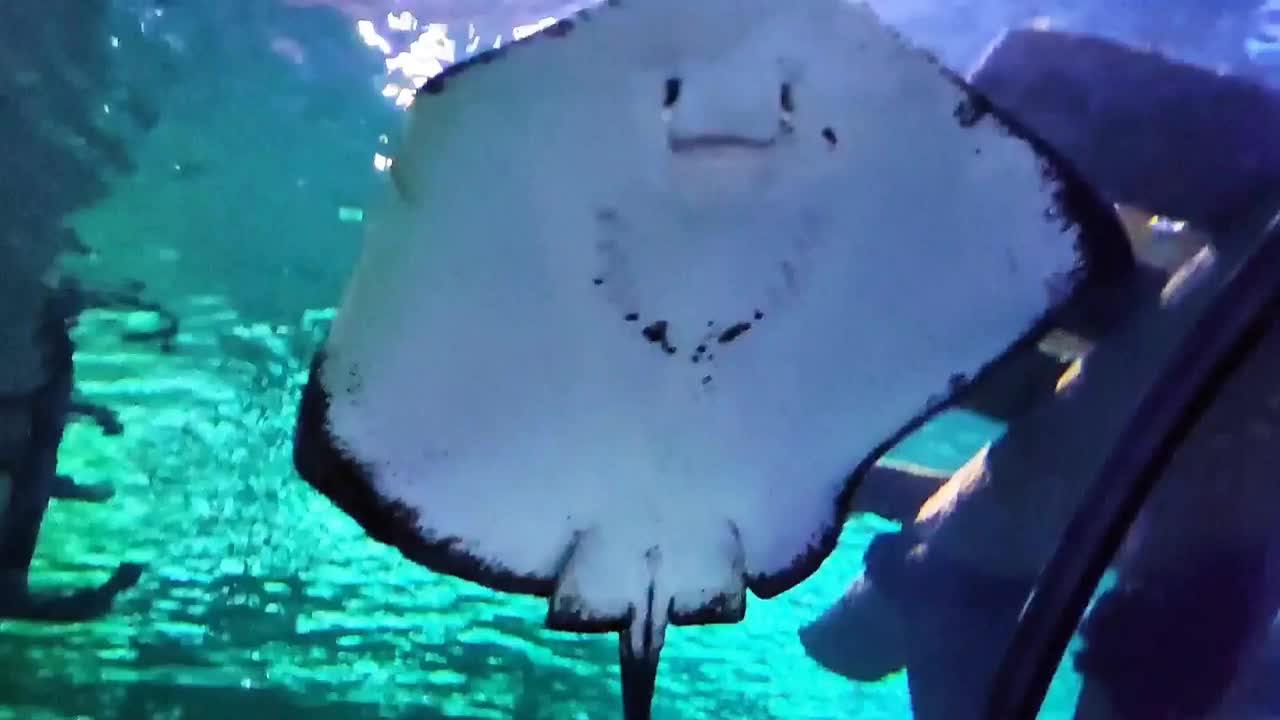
{"left": 944, "top": 70, "right": 1138, "bottom": 299}
{"left": 744, "top": 49, "right": 1139, "bottom": 601}
{"left": 668, "top": 587, "right": 748, "bottom": 626}
{"left": 413, "top": 3, "right": 600, "bottom": 97}
{"left": 294, "top": 352, "right": 556, "bottom": 597}
{"left": 939, "top": 80, "right": 1147, "bottom": 424}
{"left": 917, "top": 65, "right": 1153, "bottom": 424}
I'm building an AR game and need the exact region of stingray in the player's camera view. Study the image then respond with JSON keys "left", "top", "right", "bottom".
{"left": 292, "top": 1, "right": 1133, "bottom": 716}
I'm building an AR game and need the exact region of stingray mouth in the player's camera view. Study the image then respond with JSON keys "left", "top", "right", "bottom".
{"left": 667, "top": 133, "right": 779, "bottom": 154}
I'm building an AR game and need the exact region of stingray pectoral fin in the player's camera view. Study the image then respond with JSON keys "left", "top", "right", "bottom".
{"left": 546, "top": 525, "right": 748, "bottom": 720}
{"left": 103, "top": 561, "right": 145, "bottom": 594}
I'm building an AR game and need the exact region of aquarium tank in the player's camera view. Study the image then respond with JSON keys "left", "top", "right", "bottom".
{"left": 1, "top": 1, "right": 1278, "bottom": 719}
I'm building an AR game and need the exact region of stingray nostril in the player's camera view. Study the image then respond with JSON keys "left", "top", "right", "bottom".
{"left": 821, "top": 127, "right": 838, "bottom": 146}
{"left": 780, "top": 82, "right": 795, "bottom": 113}
{"left": 663, "top": 77, "right": 682, "bottom": 108}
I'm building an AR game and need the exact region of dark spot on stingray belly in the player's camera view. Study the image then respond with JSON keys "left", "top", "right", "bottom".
{"left": 717, "top": 322, "right": 752, "bottom": 344}
{"left": 618, "top": 309, "right": 773, "bottom": 364}
{"left": 595, "top": 207, "right": 621, "bottom": 225}
{"left": 641, "top": 321, "right": 677, "bottom": 355}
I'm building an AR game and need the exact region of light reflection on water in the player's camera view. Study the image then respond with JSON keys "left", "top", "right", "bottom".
{"left": 347, "top": 7, "right": 558, "bottom": 108}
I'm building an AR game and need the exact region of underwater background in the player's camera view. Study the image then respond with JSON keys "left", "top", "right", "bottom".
{"left": 2, "top": 1, "right": 1276, "bottom": 718}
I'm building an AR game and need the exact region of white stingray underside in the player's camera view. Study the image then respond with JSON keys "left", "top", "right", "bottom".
{"left": 321, "top": 0, "right": 1081, "bottom": 633}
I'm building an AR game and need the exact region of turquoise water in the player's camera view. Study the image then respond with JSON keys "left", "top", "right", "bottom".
{"left": 5, "top": 1, "right": 1273, "bottom": 718}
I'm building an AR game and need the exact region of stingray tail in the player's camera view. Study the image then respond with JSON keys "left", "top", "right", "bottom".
{"left": 548, "top": 535, "right": 672, "bottom": 718}
{"left": 619, "top": 628, "right": 659, "bottom": 720}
